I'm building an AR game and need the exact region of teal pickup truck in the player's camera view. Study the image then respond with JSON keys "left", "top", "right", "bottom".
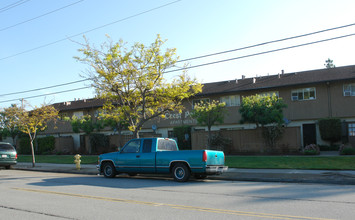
{"left": 97, "top": 137, "right": 228, "bottom": 182}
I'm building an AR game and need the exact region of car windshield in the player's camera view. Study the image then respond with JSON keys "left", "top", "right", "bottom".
{"left": 0, "top": 144, "right": 15, "bottom": 151}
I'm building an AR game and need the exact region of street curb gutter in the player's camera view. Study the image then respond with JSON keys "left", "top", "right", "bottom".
{"left": 12, "top": 163, "right": 355, "bottom": 185}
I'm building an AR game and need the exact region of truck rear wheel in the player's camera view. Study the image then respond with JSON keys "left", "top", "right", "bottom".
{"left": 102, "top": 162, "right": 116, "bottom": 178}
{"left": 172, "top": 163, "right": 190, "bottom": 182}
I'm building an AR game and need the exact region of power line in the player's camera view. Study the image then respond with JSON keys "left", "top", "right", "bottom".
{"left": 0, "top": 79, "right": 88, "bottom": 97}
{"left": 1, "top": 32, "right": 355, "bottom": 105}
{"left": 0, "top": 0, "right": 30, "bottom": 13}
{"left": 169, "top": 32, "right": 355, "bottom": 73}
{"left": 0, "top": 0, "right": 84, "bottom": 32}
{"left": 0, "top": 0, "right": 182, "bottom": 61}
{"left": 177, "top": 22, "right": 355, "bottom": 63}
{"left": 1, "top": 21, "right": 355, "bottom": 98}
{"left": 0, "top": 87, "right": 91, "bottom": 104}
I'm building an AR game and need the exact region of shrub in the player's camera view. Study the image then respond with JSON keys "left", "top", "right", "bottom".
{"left": 18, "top": 136, "right": 32, "bottom": 154}
{"left": 318, "top": 118, "right": 341, "bottom": 145}
{"left": 303, "top": 144, "right": 320, "bottom": 155}
{"left": 37, "top": 136, "right": 55, "bottom": 154}
{"left": 173, "top": 126, "right": 191, "bottom": 150}
{"left": 89, "top": 133, "right": 109, "bottom": 154}
{"left": 339, "top": 144, "right": 355, "bottom": 155}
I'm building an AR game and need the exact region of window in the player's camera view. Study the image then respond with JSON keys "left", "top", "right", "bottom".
{"left": 142, "top": 139, "right": 152, "bottom": 153}
{"left": 158, "top": 139, "right": 178, "bottom": 151}
{"left": 291, "top": 88, "right": 316, "bottom": 101}
{"left": 349, "top": 123, "right": 355, "bottom": 137}
{"left": 343, "top": 84, "right": 355, "bottom": 96}
{"left": 220, "top": 95, "right": 240, "bottom": 107}
{"left": 122, "top": 140, "right": 141, "bottom": 153}
{"left": 192, "top": 98, "right": 210, "bottom": 109}
{"left": 73, "top": 111, "right": 84, "bottom": 119}
{"left": 259, "top": 91, "right": 279, "bottom": 97}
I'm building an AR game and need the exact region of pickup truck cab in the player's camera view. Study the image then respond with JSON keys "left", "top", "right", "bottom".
{"left": 97, "top": 137, "right": 228, "bottom": 182}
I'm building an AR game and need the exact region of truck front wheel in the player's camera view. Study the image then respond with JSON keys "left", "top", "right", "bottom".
{"left": 172, "top": 163, "right": 190, "bottom": 182}
{"left": 102, "top": 162, "right": 116, "bottom": 178}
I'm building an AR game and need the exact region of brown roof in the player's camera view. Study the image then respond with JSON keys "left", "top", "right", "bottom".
{"left": 52, "top": 65, "right": 355, "bottom": 110}
{"left": 199, "top": 65, "right": 355, "bottom": 96}
{"left": 52, "top": 98, "right": 106, "bottom": 111}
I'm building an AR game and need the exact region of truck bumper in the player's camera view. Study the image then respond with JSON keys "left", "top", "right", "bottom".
{"left": 206, "top": 166, "right": 228, "bottom": 174}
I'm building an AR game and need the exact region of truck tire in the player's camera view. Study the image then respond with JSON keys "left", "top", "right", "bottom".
{"left": 102, "top": 162, "right": 116, "bottom": 178}
{"left": 172, "top": 163, "right": 190, "bottom": 182}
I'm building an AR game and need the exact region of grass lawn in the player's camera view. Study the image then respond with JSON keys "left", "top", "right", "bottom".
{"left": 17, "top": 155, "right": 355, "bottom": 170}
{"left": 18, "top": 155, "right": 98, "bottom": 164}
{"left": 226, "top": 156, "right": 355, "bottom": 170}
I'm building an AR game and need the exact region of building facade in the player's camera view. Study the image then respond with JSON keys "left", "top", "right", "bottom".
{"left": 43, "top": 65, "right": 355, "bottom": 150}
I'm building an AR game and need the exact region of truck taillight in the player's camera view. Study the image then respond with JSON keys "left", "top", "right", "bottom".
{"left": 15, "top": 153, "right": 17, "bottom": 159}
{"left": 203, "top": 151, "right": 207, "bottom": 162}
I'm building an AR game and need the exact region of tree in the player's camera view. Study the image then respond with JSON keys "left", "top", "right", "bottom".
{"left": 68, "top": 115, "right": 103, "bottom": 134}
{"left": 324, "top": 58, "right": 335, "bottom": 69}
{"left": 0, "top": 104, "right": 22, "bottom": 144}
{"left": 190, "top": 100, "right": 226, "bottom": 149}
{"left": 17, "top": 105, "right": 58, "bottom": 167}
{"left": 318, "top": 118, "right": 341, "bottom": 146}
{"left": 75, "top": 35, "right": 202, "bottom": 138}
{"left": 239, "top": 94, "right": 287, "bottom": 149}
{"left": 239, "top": 94, "right": 287, "bottom": 128}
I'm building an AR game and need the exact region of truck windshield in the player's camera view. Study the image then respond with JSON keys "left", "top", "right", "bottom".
{"left": 157, "top": 139, "right": 178, "bottom": 151}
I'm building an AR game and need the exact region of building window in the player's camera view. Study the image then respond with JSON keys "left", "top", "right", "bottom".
{"left": 259, "top": 91, "right": 279, "bottom": 97}
{"left": 343, "top": 84, "right": 355, "bottom": 96}
{"left": 220, "top": 95, "right": 240, "bottom": 107}
{"left": 73, "top": 111, "right": 84, "bottom": 119}
{"left": 192, "top": 98, "right": 210, "bottom": 109}
{"left": 291, "top": 88, "right": 316, "bottom": 101}
{"left": 349, "top": 123, "right": 355, "bottom": 136}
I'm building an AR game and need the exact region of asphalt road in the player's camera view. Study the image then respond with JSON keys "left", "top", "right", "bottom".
{"left": 1, "top": 169, "right": 355, "bottom": 220}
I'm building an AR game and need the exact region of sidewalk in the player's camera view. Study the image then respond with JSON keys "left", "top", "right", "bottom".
{"left": 13, "top": 162, "right": 355, "bottom": 185}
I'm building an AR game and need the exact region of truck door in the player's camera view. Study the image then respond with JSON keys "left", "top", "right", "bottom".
{"left": 116, "top": 139, "right": 141, "bottom": 173}
{"left": 139, "top": 139, "right": 156, "bottom": 173}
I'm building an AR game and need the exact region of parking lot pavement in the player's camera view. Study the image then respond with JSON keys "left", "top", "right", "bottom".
{"left": 11, "top": 162, "right": 355, "bottom": 185}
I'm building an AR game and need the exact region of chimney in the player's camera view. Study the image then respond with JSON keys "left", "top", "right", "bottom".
{"left": 242, "top": 75, "right": 245, "bottom": 79}
{"left": 235, "top": 79, "right": 238, "bottom": 84}
{"left": 281, "top": 69, "right": 284, "bottom": 75}
{"left": 253, "top": 77, "right": 256, "bottom": 84}
{"left": 278, "top": 73, "right": 280, "bottom": 79}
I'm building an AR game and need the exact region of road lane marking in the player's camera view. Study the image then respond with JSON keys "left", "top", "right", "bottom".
{"left": 13, "top": 187, "right": 334, "bottom": 220}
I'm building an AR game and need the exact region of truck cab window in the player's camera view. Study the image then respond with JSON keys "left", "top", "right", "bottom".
{"left": 158, "top": 139, "right": 178, "bottom": 151}
{"left": 142, "top": 139, "right": 152, "bottom": 153}
{"left": 122, "top": 140, "right": 141, "bottom": 153}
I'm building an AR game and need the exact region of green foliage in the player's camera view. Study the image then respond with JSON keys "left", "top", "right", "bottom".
{"left": 68, "top": 115, "right": 103, "bottom": 134}
{"left": 190, "top": 100, "right": 227, "bottom": 148}
{"left": 0, "top": 104, "right": 22, "bottom": 142}
{"left": 191, "top": 100, "right": 226, "bottom": 129}
{"left": 262, "top": 125, "right": 284, "bottom": 149}
{"left": 324, "top": 58, "right": 335, "bottom": 69}
{"left": 303, "top": 144, "right": 320, "bottom": 155}
{"left": 318, "top": 118, "right": 341, "bottom": 144}
{"left": 37, "top": 136, "right": 55, "bottom": 155}
{"left": 75, "top": 35, "right": 202, "bottom": 138}
{"left": 89, "top": 133, "right": 109, "bottom": 154}
{"left": 339, "top": 144, "right": 355, "bottom": 155}
{"left": 239, "top": 94, "right": 287, "bottom": 127}
{"left": 18, "top": 136, "right": 32, "bottom": 154}
{"left": 173, "top": 126, "right": 191, "bottom": 150}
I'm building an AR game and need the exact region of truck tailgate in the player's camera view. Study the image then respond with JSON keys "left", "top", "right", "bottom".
{"left": 205, "top": 150, "right": 225, "bottom": 165}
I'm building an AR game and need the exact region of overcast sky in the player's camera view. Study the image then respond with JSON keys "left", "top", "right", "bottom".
{"left": 1, "top": 0, "right": 355, "bottom": 109}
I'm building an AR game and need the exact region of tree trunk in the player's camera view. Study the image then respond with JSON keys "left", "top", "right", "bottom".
{"left": 30, "top": 141, "right": 36, "bottom": 167}
{"left": 133, "top": 129, "right": 140, "bottom": 139}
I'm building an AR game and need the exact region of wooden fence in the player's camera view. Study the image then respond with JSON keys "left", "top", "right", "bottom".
{"left": 191, "top": 127, "right": 301, "bottom": 155}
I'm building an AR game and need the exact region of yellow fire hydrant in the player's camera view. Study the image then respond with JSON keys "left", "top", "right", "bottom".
{"left": 74, "top": 154, "right": 81, "bottom": 170}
